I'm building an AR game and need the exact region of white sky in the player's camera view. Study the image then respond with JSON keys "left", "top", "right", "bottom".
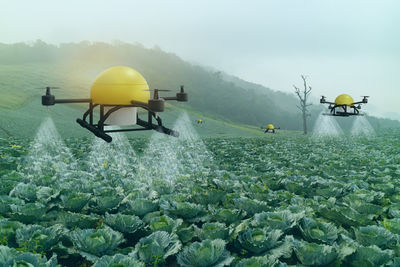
{"left": 1, "top": 0, "right": 399, "bottom": 119}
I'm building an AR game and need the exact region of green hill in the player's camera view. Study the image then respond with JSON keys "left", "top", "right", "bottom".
{"left": 0, "top": 40, "right": 398, "bottom": 138}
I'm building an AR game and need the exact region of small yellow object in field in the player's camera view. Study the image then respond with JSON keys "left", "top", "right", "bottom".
{"left": 103, "top": 162, "right": 108, "bottom": 167}
{"left": 267, "top": 124, "right": 274, "bottom": 130}
{"left": 11, "top": 144, "right": 22, "bottom": 149}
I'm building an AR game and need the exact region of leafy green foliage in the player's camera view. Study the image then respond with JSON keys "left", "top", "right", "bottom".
{"left": 16, "top": 224, "right": 64, "bottom": 253}
{"left": 0, "top": 219, "right": 22, "bottom": 247}
{"left": 1, "top": 130, "right": 400, "bottom": 265}
{"left": 0, "top": 245, "right": 58, "bottom": 267}
{"left": 131, "top": 231, "right": 181, "bottom": 265}
{"left": 251, "top": 210, "right": 302, "bottom": 233}
{"left": 293, "top": 241, "right": 338, "bottom": 266}
{"left": 237, "top": 227, "right": 283, "bottom": 255}
{"left": 68, "top": 227, "right": 125, "bottom": 261}
{"left": 60, "top": 191, "right": 91, "bottom": 212}
{"left": 345, "top": 245, "right": 394, "bottom": 266}
{"left": 177, "top": 239, "right": 233, "bottom": 267}
{"left": 196, "top": 222, "right": 230, "bottom": 241}
{"left": 104, "top": 213, "right": 144, "bottom": 234}
{"left": 93, "top": 254, "right": 144, "bottom": 267}
{"left": 298, "top": 217, "right": 338, "bottom": 244}
{"left": 149, "top": 215, "right": 182, "bottom": 234}
{"left": 354, "top": 225, "right": 397, "bottom": 249}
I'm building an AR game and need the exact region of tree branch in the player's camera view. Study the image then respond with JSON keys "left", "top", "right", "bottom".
{"left": 306, "top": 86, "right": 312, "bottom": 95}
{"left": 293, "top": 85, "right": 304, "bottom": 101}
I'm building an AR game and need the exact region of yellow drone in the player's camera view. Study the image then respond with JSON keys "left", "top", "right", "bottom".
{"left": 41, "top": 66, "right": 188, "bottom": 142}
{"left": 320, "top": 94, "right": 368, "bottom": 116}
{"left": 264, "top": 124, "right": 280, "bottom": 133}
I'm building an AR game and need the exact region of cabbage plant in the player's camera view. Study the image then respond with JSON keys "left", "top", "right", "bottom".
{"left": 0, "top": 245, "right": 58, "bottom": 267}
{"left": 149, "top": 215, "right": 182, "bottom": 233}
{"left": 131, "top": 231, "right": 181, "bottom": 265}
{"left": 93, "top": 253, "right": 144, "bottom": 267}
{"left": 68, "top": 227, "right": 125, "bottom": 261}
{"left": 298, "top": 217, "right": 338, "bottom": 244}
{"left": 0, "top": 196, "right": 24, "bottom": 216}
{"left": 9, "top": 183, "right": 37, "bottom": 202}
{"left": 57, "top": 211, "right": 100, "bottom": 229}
{"left": 176, "top": 224, "right": 196, "bottom": 244}
{"left": 60, "top": 192, "right": 91, "bottom": 212}
{"left": 252, "top": 210, "right": 302, "bottom": 233}
{"left": 196, "top": 222, "right": 230, "bottom": 241}
{"left": 177, "top": 239, "right": 233, "bottom": 267}
{"left": 211, "top": 208, "right": 246, "bottom": 225}
{"left": 345, "top": 245, "right": 394, "bottom": 266}
{"left": 191, "top": 187, "right": 226, "bottom": 205}
{"left": 119, "top": 198, "right": 159, "bottom": 217}
{"left": 237, "top": 227, "right": 283, "bottom": 255}
{"left": 235, "top": 256, "right": 288, "bottom": 267}
{"left": 10, "top": 203, "right": 48, "bottom": 224}
{"left": 234, "top": 197, "right": 270, "bottom": 216}
{"left": 293, "top": 240, "right": 338, "bottom": 266}
{"left": 104, "top": 212, "right": 144, "bottom": 234}
{"left": 89, "top": 189, "right": 124, "bottom": 214}
{"left": 382, "top": 218, "right": 400, "bottom": 234}
{"left": 161, "top": 201, "right": 207, "bottom": 222}
{"left": 354, "top": 225, "right": 397, "bottom": 249}
{"left": 16, "top": 224, "right": 64, "bottom": 253}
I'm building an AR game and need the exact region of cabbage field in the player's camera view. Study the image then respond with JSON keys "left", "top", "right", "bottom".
{"left": 1, "top": 124, "right": 400, "bottom": 266}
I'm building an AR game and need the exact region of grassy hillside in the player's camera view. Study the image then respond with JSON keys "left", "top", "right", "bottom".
{"left": 0, "top": 41, "right": 398, "bottom": 137}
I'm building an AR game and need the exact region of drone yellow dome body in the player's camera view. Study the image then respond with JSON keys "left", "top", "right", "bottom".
{"left": 90, "top": 66, "right": 150, "bottom": 105}
{"left": 335, "top": 94, "right": 355, "bottom": 106}
{"left": 267, "top": 124, "right": 275, "bottom": 130}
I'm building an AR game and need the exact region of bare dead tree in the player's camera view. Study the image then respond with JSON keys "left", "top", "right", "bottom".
{"left": 294, "top": 75, "right": 312, "bottom": 134}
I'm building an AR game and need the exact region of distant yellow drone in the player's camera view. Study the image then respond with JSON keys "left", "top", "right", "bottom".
{"left": 320, "top": 94, "right": 368, "bottom": 116}
{"left": 196, "top": 119, "right": 204, "bottom": 124}
{"left": 41, "top": 66, "right": 188, "bottom": 142}
{"left": 264, "top": 124, "right": 280, "bottom": 133}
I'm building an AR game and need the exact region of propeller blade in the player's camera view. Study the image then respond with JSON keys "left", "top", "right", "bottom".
{"left": 36, "top": 87, "right": 60, "bottom": 89}
{"left": 143, "top": 89, "right": 171, "bottom": 92}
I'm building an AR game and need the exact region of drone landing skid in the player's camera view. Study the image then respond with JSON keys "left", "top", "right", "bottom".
{"left": 322, "top": 113, "right": 364, "bottom": 117}
{"left": 76, "top": 104, "right": 179, "bottom": 143}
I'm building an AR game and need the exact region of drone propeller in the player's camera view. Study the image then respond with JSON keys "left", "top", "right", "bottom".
{"left": 361, "top": 96, "right": 370, "bottom": 98}
{"left": 144, "top": 89, "right": 171, "bottom": 92}
{"left": 36, "top": 86, "right": 60, "bottom": 90}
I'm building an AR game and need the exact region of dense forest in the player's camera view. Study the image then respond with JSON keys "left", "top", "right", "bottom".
{"left": 0, "top": 40, "right": 398, "bottom": 131}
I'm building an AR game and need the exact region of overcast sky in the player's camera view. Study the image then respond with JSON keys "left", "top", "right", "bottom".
{"left": 2, "top": 0, "right": 399, "bottom": 119}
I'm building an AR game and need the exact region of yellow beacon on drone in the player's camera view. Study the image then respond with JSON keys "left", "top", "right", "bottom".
{"left": 320, "top": 94, "right": 368, "bottom": 116}
{"left": 41, "top": 66, "right": 188, "bottom": 142}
